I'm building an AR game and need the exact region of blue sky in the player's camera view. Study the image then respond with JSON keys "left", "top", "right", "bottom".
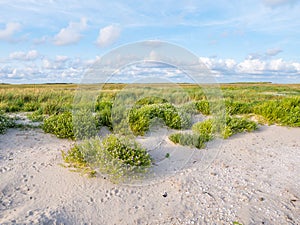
{"left": 0, "top": 0, "right": 300, "bottom": 83}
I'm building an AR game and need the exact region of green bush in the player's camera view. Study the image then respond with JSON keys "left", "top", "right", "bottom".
{"left": 168, "top": 133, "right": 206, "bottom": 149}
{"left": 43, "top": 110, "right": 98, "bottom": 140}
{"left": 63, "top": 135, "right": 152, "bottom": 182}
{"left": 223, "top": 116, "right": 257, "bottom": 138}
{"left": 195, "top": 100, "right": 210, "bottom": 115}
{"left": 62, "top": 145, "right": 96, "bottom": 177}
{"left": 192, "top": 116, "right": 257, "bottom": 139}
{"left": 192, "top": 119, "right": 214, "bottom": 141}
{"left": 225, "top": 100, "right": 253, "bottom": 115}
{"left": 129, "top": 103, "right": 185, "bottom": 135}
{"left": 254, "top": 97, "right": 300, "bottom": 126}
{"left": 0, "top": 112, "right": 16, "bottom": 134}
{"left": 95, "top": 100, "right": 112, "bottom": 129}
{"left": 43, "top": 111, "right": 74, "bottom": 139}
{"left": 73, "top": 109, "right": 98, "bottom": 140}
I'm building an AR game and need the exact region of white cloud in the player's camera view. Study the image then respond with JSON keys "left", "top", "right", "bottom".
{"left": 0, "top": 22, "right": 21, "bottom": 41}
{"left": 267, "top": 58, "right": 296, "bottom": 72}
{"left": 54, "top": 18, "right": 87, "bottom": 46}
{"left": 96, "top": 24, "right": 121, "bottom": 47}
{"left": 263, "top": 0, "right": 297, "bottom": 7}
{"left": 199, "top": 56, "right": 300, "bottom": 81}
{"left": 55, "top": 55, "right": 69, "bottom": 62}
{"left": 9, "top": 50, "right": 39, "bottom": 61}
{"left": 237, "top": 59, "right": 266, "bottom": 74}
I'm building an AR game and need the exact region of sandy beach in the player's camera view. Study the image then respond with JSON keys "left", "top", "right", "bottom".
{"left": 0, "top": 125, "right": 299, "bottom": 224}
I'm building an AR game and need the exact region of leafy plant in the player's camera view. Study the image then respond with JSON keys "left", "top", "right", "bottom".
{"left": 224, "top": 116, "right": 257, "bottom": 138}
{"left": 0, "top": 112, "right": 16, "bottom": 134}
{"left": 192, "top": 119, "right": 214, "bottom": 141}
{"left": 43, "top": 111, "right": 74, "bottom": 139}
{"left": 63, "top": 135, "right": 152, "bottom": 182}
{"left": 195, "top": 100, "right": 210, "bottom": 115}
{"left": 61, "top": 145, "right": 96, "bottom": 177}
{"left": 43, "top": 110, "right": 98, "bottom": 140}
{"left": 129, "top": 103, "right": 185, "bottom": 135}
{"left": 254, "top": 97, "right": 300, "bottom": 126}
{"left": 192, "top": 116, "right": 257, "bottom": 140}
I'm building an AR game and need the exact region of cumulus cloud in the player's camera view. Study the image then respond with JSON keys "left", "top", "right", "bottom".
{"left": 199, "top": 56, "right": 300, "bottom": 82}
{"left": 54, "top": 18, "right": 87, "bottom": 46}
{"left": 237, "top": 59, "right": 266, "bottom": 74}
{"left": 9, "top": 50, "right": 39, "bottom": 61}
{"left": 96, "top": 24, "right": 121, "bottom": 47}
{"left": 0, "top": 22, "right": 21, "bottom": 41}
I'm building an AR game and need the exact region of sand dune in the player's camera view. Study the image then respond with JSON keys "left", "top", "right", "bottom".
{"left": 0, "top": 125, "right": 299, "bottom": 224}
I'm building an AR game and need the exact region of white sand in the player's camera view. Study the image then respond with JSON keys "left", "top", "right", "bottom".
{"left": 0, "top": 125, "right": 299, "bottom": 224}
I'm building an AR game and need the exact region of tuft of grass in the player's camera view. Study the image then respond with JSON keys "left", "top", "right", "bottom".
{"left": 169, "top": 133, "right": 206, "bottom": 149}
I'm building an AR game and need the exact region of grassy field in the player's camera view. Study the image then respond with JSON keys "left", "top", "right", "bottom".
{"left": 1, "top": 82, "right": 299, "bottom": 181}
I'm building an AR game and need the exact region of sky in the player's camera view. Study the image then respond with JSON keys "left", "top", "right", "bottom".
{"left": 0, "top": 0, "right": 300, "bottom": 84}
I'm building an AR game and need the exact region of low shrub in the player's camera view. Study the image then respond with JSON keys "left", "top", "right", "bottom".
{"left": 62, "top": 145, "right": 96, "bottom": 177}
{"left": 223, "top": 116, "right": 258, "bottom": 138}
{"left": 43, "top": 111, "right": 74, "bottom": 139}
{"left": 43, "top": 110, "right": 98, "bottom": 140}
{"left": 0, "top": 112, "right": 16, "bottom": 134}
{"left": 73, "top": 109, "right": 98, "bottom": 140}
{"left": 63, "top": 135, "right": 152, "bottom": 182}
{"left": 192, "top": 119, "right": 214, "bottom": 141}
{"left": 192, "top": 116, "right": 258, "bottom": 140}
{"left": 129, "top": 103, "right": 184, "bottom": 135}
{"left": 254, "top": 97, "right": 300, "bottom": 126}
{"left": 195, "top": 100, "right": 210, "bottom": 115}
{"left": 225, "top": 100, "right": 253, "bottom": 115}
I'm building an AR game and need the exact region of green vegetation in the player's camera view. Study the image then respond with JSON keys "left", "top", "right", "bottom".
{"left": 43, "top": 110, "right": 98, "bottom": 139}
{"left": 254, "top": 97, "right": 300, "bottom": 126}
{"left": 192, "top": 116, "right": 257, "bottom": 139}
{"left": 169, "top": 116, "right": 258, "bottom": 148}
{"left": 129, "top": 103, "right": 186, "bottom": 136}
{"left": 0, "top": 112, "right": 16, "bottom": 134}
{"left": 223, "top": 116, "right": 258, "bottom": 138}
{"left": 42, "top": 112, "right": 74, "bottom": 139}
{"left": 61, "top": 145, "right": 96, "bottom": 178}
{"left": 1, "top": 83, "right": 299, "bottom": 181}
{"left": 62, "top": 134, "right": 152, "bottom": 182}
{"left": 168, "top": 133, "right": 206, "bottom": 149}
